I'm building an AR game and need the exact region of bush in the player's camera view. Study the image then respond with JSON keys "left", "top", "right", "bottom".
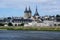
{"left": 0, "top": 23, "right": 4, "bottom": 26}
{"left": 8, "top": 23, "right": 13, "bottom": 26}
{"left": 20, "top": 23, "right": 24, "bottom": 26}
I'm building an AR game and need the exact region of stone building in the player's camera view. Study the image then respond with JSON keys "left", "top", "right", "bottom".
{"left": 0, "top": 6, "right": 60, "bottom": 27}
{"left": 24, "top": 6, "right": 32, "bottom": 19}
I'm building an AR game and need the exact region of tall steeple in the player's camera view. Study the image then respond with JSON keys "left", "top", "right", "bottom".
{"left": 29, "top": 6, "right": 32, "bottom": 13}
{"left": 24, "top": 6, "right": 32, "bottom": 19}
{"left": 34, "top": 6, "right": 39, "bottom": 16}
{"left": 24, "top": 7, "right": 28, "bottom": 13}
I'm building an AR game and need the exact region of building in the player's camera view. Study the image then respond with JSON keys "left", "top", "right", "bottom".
{"left": 12, "top": 18, "right": 33, "bottom": 26}
{"left": 0, "top": 6, "right": 60, "bottom": 27}
{"left": 24, "top": 6, "right": 32, "bottom": 19}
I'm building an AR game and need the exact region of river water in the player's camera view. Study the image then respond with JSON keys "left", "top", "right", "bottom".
{"left": 0, "top": 30, "right": 60, "bottom": 40}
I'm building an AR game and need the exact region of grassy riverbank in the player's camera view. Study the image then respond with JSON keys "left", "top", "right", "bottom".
{"left": 0, "top": 26, "right": 60, "bottom": 31}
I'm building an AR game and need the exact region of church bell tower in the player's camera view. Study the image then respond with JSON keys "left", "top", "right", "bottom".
{"left": 24, "top": 6, "right": 32, "bottom": 19}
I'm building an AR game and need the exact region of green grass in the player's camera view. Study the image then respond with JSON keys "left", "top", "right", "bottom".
{"left": 0, "top": 26, "right": 60, "bottom": 31}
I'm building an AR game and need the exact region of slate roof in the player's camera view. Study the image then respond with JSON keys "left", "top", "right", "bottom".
{"left": 12, "top": 19, "right": 33, "bottom": 23}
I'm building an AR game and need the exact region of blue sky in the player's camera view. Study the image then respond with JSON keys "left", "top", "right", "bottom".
{"left": 0, "top": 0, "right": 60, "bottom": 17}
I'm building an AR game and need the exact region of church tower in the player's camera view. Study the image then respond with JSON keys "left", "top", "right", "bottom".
{"left": 34, "top": 6, "right": 40, "bottom": 20}
{"left": 24, "top": 7, "right": 28, "bottom": 19}
{"left": 28, "top": 6, "right": 32, "bottom": 18}
{"left": 24, "top": 6, "right": 32, "bottom": 19}
{"left": 33, "top": 6, "right": 42, "bottom": 23}
{"left": 34, "top": 6, "right": 39, "bottom": 17}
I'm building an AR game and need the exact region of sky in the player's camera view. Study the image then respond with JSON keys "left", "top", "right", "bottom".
{"left": 0, "top": 0, "right": 60, "bottom": 17}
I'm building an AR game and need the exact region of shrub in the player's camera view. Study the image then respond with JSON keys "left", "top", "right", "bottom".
{"left": 20, "top": 23, "right": 24, "bottom": 26}
{"left": 0, "top": 23, "right": 4, "bottom": 26}
{"left": 8, "top": 23, "right": 13, "bottom": 26}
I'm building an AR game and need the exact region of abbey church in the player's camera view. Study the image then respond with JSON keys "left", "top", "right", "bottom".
{"left": 23, "top": 6, "right": 60, "bottom": 27}
{"left": 24, "top": 6, "right": 32, "bottom": 19}
{"left": 24, "top": 6, "right": 42, "bottom": 23}
{"left": 0, "top": 6, "right": 60, "bottom": 27}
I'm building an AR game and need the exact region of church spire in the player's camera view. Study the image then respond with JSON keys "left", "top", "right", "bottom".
{"left": 34, "top": 6, "right": 39, "bottom": 16}
{"left": 36, "top": 6, "right": 37, "bottom": 12}
{"left": 24, "top": 6, "right": 28, "bottom": 13}
{"left": 29, "top": 6, "right": 32, "bottom": 13}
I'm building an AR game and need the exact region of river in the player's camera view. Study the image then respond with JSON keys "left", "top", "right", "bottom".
{"left": 0, "top": 30, "right": 60, "bottom": 40}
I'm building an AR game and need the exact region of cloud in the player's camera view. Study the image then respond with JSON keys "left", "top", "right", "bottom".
{"left": 24, "top": 0, "right": 49, "bottom": 3}
{"left": 0, "top": 0, "right": 53, "bottom": 8}
{"left": 0, "top": 0, "right": 60, "bottom": 16}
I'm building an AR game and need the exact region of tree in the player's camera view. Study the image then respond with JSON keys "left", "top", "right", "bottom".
{"left": 20, "top": 23, "right": 24, "bottom": 26}
{"left": 56, "top": 15, "right": 60, "bottom": 17}
{"left": 0, "top": 23, "right": 4, "bottom": 26}
{"left": 7, "top": 17, "right": 11, "bottom": 19}
{"left": 8, "top": 23, "right": 13, "bottom": 26}
{"left": 56, "top": 15, "right": 60, "bottom": 21}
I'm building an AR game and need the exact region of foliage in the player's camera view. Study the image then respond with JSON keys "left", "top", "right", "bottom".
{"left": 0, "top": 23, "right": 4, "bottom": 26}
{"left": 8, "top": 23, "right": 13, "bottom": 26}
{"left": 20, "top": 23, "right": 24, "bottom": 26}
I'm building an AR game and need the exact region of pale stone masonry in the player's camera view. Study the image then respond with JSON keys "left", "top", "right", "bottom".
{"left": 0, "top": 7, "right": 60, "bottom": 27}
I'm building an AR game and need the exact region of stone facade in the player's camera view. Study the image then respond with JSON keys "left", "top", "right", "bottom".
{"left": 0, "top": 7, "right": 60, "bottom": 27}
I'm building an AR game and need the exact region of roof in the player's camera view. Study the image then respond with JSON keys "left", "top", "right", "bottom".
{"left": 12, "top": 19, "right": 33, "bottom": 22}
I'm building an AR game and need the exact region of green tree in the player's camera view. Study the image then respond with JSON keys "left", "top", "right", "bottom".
{"left": 20, "top": 23, "right": 24, "bottom": 26}
{"left": 0, "top": 23, "right": 4, "bottom": 26}
{"left": 8, "top": 23, "right": 13, "bottom": 26}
